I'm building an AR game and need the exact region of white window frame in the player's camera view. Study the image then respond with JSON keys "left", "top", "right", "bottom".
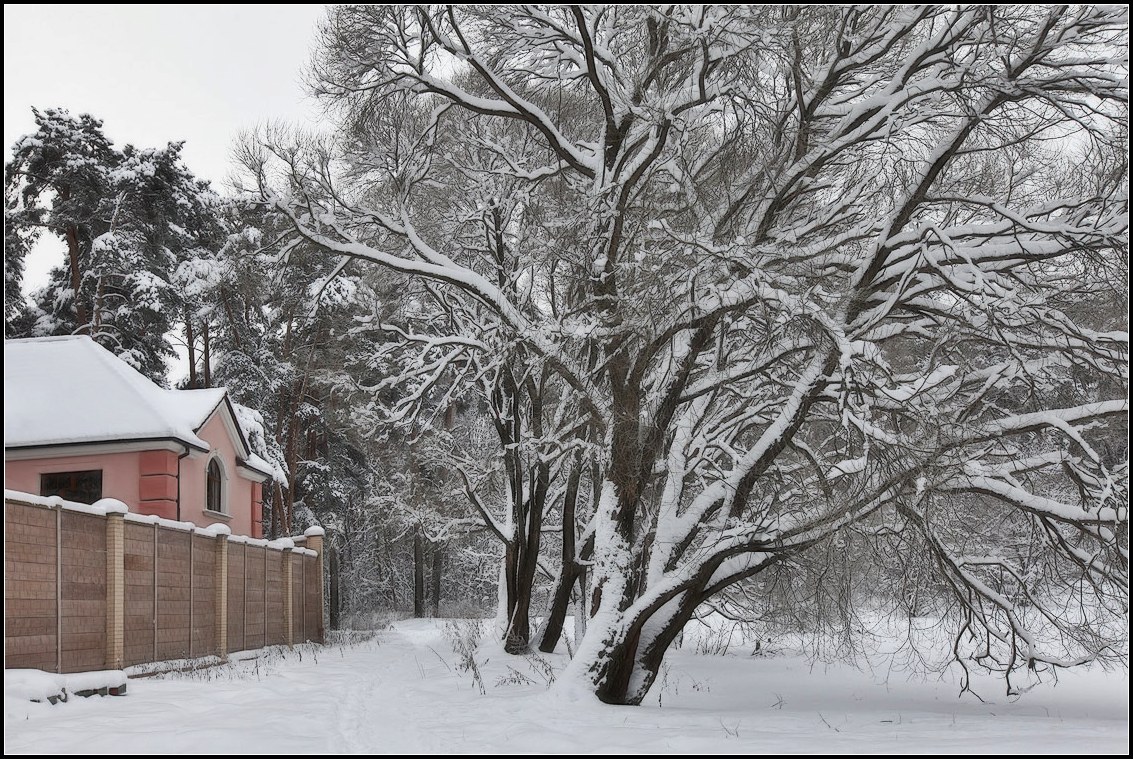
{"left": 205, "top": 454, "right": 228, "bottom": 516}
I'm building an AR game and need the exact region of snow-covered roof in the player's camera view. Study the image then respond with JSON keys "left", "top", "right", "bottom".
{"left": 4, "top": 337, "right": 270, "bottom": 481}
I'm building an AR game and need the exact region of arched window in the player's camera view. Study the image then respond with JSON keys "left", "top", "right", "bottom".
{"left": 206, "top": 458, "right": 225, "bottom": 514}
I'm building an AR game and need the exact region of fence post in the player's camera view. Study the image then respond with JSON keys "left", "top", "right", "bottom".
{"left": 304, "top": 527, "right": 326, "bottom": 644}
{"left": 188, "top": 531, "right": 194, "bottom": 659}
{"left": 282, "top": 546, "right": 294, "bottom": 648}
{"left": 152, "top": 522, "right": 158, "bottom": 662}
{"left": 263, "top": 547, "right": 268, "bottom": 645}
{"left": 55, "top": 504, "right": 63, "bottom": 673}
{"left": 101, "top": 500, "right": 128, "bottom": 671}
{"left": 243, "top": 541, "right": 248, "bottom": 653}
{"left": 213, "top": 526, "right": 230, "bottom": 659}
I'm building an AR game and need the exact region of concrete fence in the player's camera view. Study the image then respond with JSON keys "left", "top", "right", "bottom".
{"left": 4, "top": 490, "right": 324, "bottom": 674}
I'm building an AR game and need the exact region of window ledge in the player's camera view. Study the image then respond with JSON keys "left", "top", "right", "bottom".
{"left": 202, "top": 509, "right": 232, "bottom": 521}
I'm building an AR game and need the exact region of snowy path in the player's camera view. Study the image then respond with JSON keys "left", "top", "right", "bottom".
{"left": 5, "top": 619, "right": 1128, "bottom": 754}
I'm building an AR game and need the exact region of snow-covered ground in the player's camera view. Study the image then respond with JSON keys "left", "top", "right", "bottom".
{"left": 4, "top": 619, "right": 1128, "bottom": 754}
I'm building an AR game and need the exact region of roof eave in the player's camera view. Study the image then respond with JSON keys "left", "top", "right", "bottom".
{"left": 4, "top": 435, "right": 208, "bottom": 457}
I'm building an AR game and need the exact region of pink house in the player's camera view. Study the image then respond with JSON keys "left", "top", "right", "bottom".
{"left": 4, "top": 336, "right": 275, "bottom": 537}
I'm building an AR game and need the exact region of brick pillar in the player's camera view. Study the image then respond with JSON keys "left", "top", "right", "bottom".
{"left": 55, "top": 504, "right": 62, "bottom": 673}
{"left": 213, "top": 526, "right": 230, "bottom": 659}
{"left": 282, "top": 546, "right": 294, "bottom": 648}
{"left": 304, "top": 527, "right": 326, "bottom": 644}
{"left": 101, "top": 500, "right": 129, "bottom": 670}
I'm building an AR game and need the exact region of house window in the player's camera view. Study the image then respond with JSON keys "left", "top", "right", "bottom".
{"left": 206, "top": 458, "right": 225, "bottom": 514}
{"left": 40, "top": 470, "right": 103, "bottom": 504}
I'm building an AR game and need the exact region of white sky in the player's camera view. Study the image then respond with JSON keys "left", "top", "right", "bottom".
{"left": 4, "top": 3, "right": 330, "bottom": 290}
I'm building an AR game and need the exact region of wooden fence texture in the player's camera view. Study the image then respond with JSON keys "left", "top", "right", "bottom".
{"left": 5, "top": 493, "right": 324, "bottom": 673}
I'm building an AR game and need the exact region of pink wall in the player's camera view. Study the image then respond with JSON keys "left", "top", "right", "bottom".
{"left": 5, "top": 450, "right": 141, "bottom": 507}
{"left": 179, "top": 411, "right": 259, "bottom": 537}
{"left": 6, "top": 409, "right": 266, "bottom": 538}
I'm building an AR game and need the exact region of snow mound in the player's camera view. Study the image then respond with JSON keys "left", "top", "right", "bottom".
{"left": 4, "top": 669, "right": 126, "bottom": 704}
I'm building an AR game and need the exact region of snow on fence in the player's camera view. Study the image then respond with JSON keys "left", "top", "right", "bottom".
{"left": 4, "top": 490, "right": 324, "bottom": 674}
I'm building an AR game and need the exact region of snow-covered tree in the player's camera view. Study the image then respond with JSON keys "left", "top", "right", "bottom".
{"left": 5, "top": 108, "right": 223, "bottom": 383}
{"left": 192, "top": 202, "right": 349, "bottom": 536}
{"left": 4, "top": 203, "right": 33, "bottom": 327}
{"left": 264, "top": 5, "right": 1128, "bottom": 704}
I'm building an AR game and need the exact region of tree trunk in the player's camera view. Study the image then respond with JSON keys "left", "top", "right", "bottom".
{"left": 542, "top": 534, "right": 594, "bottom": 653}
{"left": 280, "top": 394, "right": 300, "bottom": 536}
{"left": 489, "top": 365, "right": 541, "bottom": 653}
{"left": 505, "top": 568, "right": 533, "bottom": 654}
{"left": 575, "top": 564, "right": 588, "bottom": 642}
{"left": 559, "top": 478, "right": 650, "bottom": 704}
{"left": 539, "top": 454, "right": 583, "bottom": 653}
{"left": 64, "top": 222, "right": 88, "bottom": 331}
{"left": 184, "top": 307, "right": 198, "bottom": 388}
{"left": 430, "top": 541, "right": 443, "bottom": 617}
{"left": 413, "top": 529, "right": 425, "bottom": 618}
{"left": 539, "top": 564, "right": 581, "bottom": 653}
{"left": 93, "top": 276, "right": 104, "bottom": 336}
{"left": 270, "top": 482, "right": 283, "bottom": 540}
{"left": 565, "top": 585, "right": 700, "bottom": 705}
{"left": 201, "top": 319, "right": 212, "bottom": 387}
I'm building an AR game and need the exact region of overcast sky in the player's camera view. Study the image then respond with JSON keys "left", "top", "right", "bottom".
{"left": 4, "top": 4, "right": 330, "bottom": 289}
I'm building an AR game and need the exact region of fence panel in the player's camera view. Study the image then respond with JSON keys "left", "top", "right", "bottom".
{"left": 4, "top": 496, "right": 324, "bottom": 673}
{"left": 155, "top": 527, "right": 191, "bottom": 661}
{"left": 123, "top": 522, "right": 156, "bottom": 666}
{"left": 190, "top": 533, "right": 216, "bottom": 657}
{"left": 265, "top": 551, "right": 285, "bottom": 646}
{"left": 4, "top": 502, "right": 58, "bottom": 670}
{"left": 303, "top": 554, "right": 320, "bottom": 644}
{"left": 226, "top": 542, "right": 245, "bottom": 652}
{"left": 59, "top": 511, "right": 107, "bottom": 673}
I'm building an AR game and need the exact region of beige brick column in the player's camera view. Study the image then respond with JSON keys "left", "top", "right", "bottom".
{"left": 282, "top": 546, "right": 294, "bottom": 648}
{"left": 102, "top": 500, "right": 129, "bottom": 670}
{"left": 213, "top": 526, "right": 230, "bottom": 659}
{"left": 303, "top": 527, "right": 326, "bottom": 643}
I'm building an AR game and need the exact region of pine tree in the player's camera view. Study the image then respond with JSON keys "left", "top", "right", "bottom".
{"left": 5, "top": 108, "right": 222, "bottom": 384}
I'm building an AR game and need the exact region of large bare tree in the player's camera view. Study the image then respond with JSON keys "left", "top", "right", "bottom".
{"left": 262, "top": 5, "right": 1127, "bottom": 704}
